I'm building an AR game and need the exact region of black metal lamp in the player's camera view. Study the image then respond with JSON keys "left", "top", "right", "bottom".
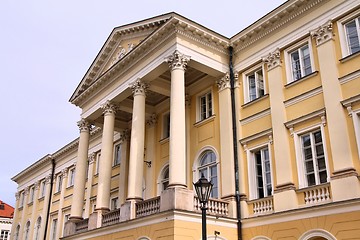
{"left": 193, "top": 174, "right": 213, "bottom": 240}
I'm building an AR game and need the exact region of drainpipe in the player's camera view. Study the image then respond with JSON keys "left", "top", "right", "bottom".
{"left": 43, "top": 157, "right": 55, "bottom": 240}
{"left": 229, "top": 46, "right": 242, "bottom": 240}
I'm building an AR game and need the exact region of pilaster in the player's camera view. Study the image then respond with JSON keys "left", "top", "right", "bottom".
{"left": 145, "top": 115, "right": 157, "bottom": 198}
{"left": 118, "top": 129, "right": 130, "bottom": 205}
{"left": 84, "top": 153, "right": 95, "bottom": 218}
{"left": 56, "top": 168, "right": 68, "bottom": 238}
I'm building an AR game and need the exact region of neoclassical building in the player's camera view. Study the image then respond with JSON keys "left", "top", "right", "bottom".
{"left": 11, "top": 0, "right": 360, "bottom": 239}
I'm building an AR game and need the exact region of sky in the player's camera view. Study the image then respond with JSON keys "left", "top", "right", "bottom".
{"left": 0, "top": 0, "right": 286, "bottom": 207}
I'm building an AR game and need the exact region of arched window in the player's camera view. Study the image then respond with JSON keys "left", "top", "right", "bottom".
{"left": 34, "top": 217, "right": 41, "bottom": 240}
{"left": 157, "top": 164, "right": 169, "bottom": 195}
{"left": 197, "top": 150, "right": 218, "bottom": 198}
{"left": 14, "top": 225, "right": 20, "bottom": 240}
{"left": 299, "top": 229, "right": 336, "bottom": 240}
{"left": 24, "top": 221, "right": 30, "bottom": 240}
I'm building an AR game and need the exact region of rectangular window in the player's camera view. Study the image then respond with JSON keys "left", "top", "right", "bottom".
{"left": 253, "top": 147, "right": 272, "bottom": 198}
{"left": 199, "top": 91, "right": 213, "bottom": 121}
{"left": 344, "top": 16, "right": 360, "bottom": 55}
{"left": 0, "top": 230, "right": 9, "bottom": 240}
{"left": 63, "top": 214, "right": 70, "bottom": 233}
{"left": 113, "top": 143, "right": 121, "bottom": 166}
{"left": 19, "top": 192, "right": 24, "bottom": 208}
{"left": 29, "top": 186, "right": 34, "bottom": 203}
{"left": 110, "top": 197, "right": 119, "bottom": 210}
{"left": 162, "top": 112, "right": 170, "bottom": 139}
{"left": 68, "top": 168, "right": 75, "bottom": 187}
{"left": 290, "top": 44, "right": 312, "bottom": 81}
{"left": 301, "top": 130, "right": 327, "bottom": 186}
{"left": 56, "top": 175, "right": 62, "bottom": 192}
{"left": 247, "top": 68, "right": 264, "bottom": 102}
{"left": 96, "top": 153, "right": 101, "bottom": 175}
{"left": 40, "top": 181, "right": 46, "bottom": 198}
{"left": 51, "top": 219, "right": 57, "bottom": 240}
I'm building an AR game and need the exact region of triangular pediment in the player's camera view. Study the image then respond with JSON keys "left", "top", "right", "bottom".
{"left": 70, "top": 13, "right": 174, "bottom": 103}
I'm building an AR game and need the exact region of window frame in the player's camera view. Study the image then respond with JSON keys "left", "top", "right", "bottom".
{"left": 247, "top": 144, "right": 273, "bottom": 200}
{"left": 242, "top": 64, "right": 266, "bottom": 103}
{"left": 40, "top": 180, "right": 46, "bottom": 198}
{"left": 162, "top": 111, "right": 170, "bottom": 139}
{"left": 196, "top": 89, "right": 214, "bottom": 122}
{"left": 338, "top": 10, "right": 360, "bottom": 57}
{"left": 113, "top": 142, "right": 121, "bottom": 166}
{"left": 110, "top": 197, "right": 119, "bottom": 210}
{"left": 28, "top": 186, "right": 34, "bottom": 204}
{"left": 0, "top": 230, "right": 9, "bottom": 240}
{"left": 157, "top": 163, "right": 169, "bottom": 195}
{"left": 68, "top": 168, "right": 75, "bottom": 187}
{"left": 284, "top": 38, "right": 315, "bottom": 83}
{"left": 56, "top": 174, "right": 63, "bottom": 193}
{"left": 51, "top": 218, "right": 58, "bottom": 240}
{"left": 293, "top": 125, "right": 330, "bottom": 188}
{"left": 95, "top": 152, "right": 101, "bottom": 175}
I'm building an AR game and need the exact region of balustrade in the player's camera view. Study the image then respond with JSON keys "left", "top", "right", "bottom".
{"left": 194, "top": 197, "right": 229, "bottom": 216}
{"left": 136, "top": 196, "right": 160, "bottom": 217}
{"left": 75, "top": 218, "right": 89, "bottom": 233}
{"left": 102, "top": 209, "right": 120, "bottom": 226}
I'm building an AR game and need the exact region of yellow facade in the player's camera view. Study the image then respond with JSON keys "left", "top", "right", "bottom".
{"left": 11, "top": 1, "right": 360, "bottom": 239}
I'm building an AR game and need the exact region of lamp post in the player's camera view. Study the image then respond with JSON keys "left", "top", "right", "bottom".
{"left": 193, "top": 174, "right": 213, "bottom": 240}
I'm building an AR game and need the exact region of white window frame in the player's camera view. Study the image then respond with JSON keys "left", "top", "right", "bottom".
{"left": 242, "top": 64, "right": 266, "bottom": 103}
{"left": 293, "top": 125, "right": 330, "bottom": 188}
{"left": 246, "top": 143, "right": 274, "bottom": 200}
{"left": 34, "top": 217, "right": 41, "bottom": 240}
{"left": 40, "top": 181, "right": 46, "bottom": 198}
{"left": 110, "top": 197, "right": 119, "bottom": 210}
{"left": 284, "top": 38, "right": 315, "bottom": 83}
{"left": 196, "top": 89, "right": 213, "bottom": 122}
{"left": 162, "top": 111, "right": 170, "bottom": 139}
{"left": 19, "top": 192, "right": 24, "bottom": 208}
{"left": 95, "top": 152, "right": 101, "bottom": 175}
{"left": 0, "top": 230, "right": 10, "bottom": 240}
{"left": 28, "top": 186, "right": 34, "bottom": 203}
{"left": 351, "top": 109, "right": 360, "bottom": 159}
{"left": 50, "top": 218, "right": 57, "bottom": 240}
{"left": 68, "top": 168, "right": 75, "bottom": 187}
{"left": 24, "top": 221, "right": 30, "bottom": 240}
{"left": 337, "top": 9, "right": 360, "bottom": 57}
{"left": 113, "top": 142, "right": 121, "bottom": 166}
{"left": 192, "top": 146, "right": 220, "bottom": 199}
{"left": 56, "top": 174, "right": 62, "bottom": 192}
{"left": 157, "top": 163, "right": 169, "bottom": 195}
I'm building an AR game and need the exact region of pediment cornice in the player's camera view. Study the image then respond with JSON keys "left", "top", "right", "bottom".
{"left": 230, "top": 0, "right": 325, "bottom": 52}
{"left": 70, "top": 13, "right": 230, "bottom": 107}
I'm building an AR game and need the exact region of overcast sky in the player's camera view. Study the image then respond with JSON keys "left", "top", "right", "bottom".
{"left": 0, "top": 0, "right": 285, "bottom": 207}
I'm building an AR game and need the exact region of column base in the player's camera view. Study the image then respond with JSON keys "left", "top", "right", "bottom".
{"left": 160, "top": 187, "right": 193, "bottom": 212}
{"left": 120, "top": 200, "right": 136, "bottom": 222}
{"left": 69, "top": 216, "right": 83, "bottom": 223}
{"left": 167, "top": 183, "right": 187, "bottom": 189}
{"left": 63, "top": 221, "right": 76, "bottom": 237}
{"left": 331, "top": 169, "right": 360, "bottom": 201}
{"left": 273, "top": 183, "right": 297, "bottom": 212}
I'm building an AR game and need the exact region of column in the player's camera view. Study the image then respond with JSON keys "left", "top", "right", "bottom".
{"left": 84, "top": 154, "right": 95, "bottom": 218}
{"left": 29, "top": 181, "right": 40, "bottom": 240}
{"left": 56, "top": 168, "right": 68, "bottom": 238}
{"left": 96, "top": 100, "right": 117, "bottom": 214}
{"left": 165, "top": 50, "right": 190, "bottom": 188}
{"left": 127, "top": 79, "right": 148, "bottom": 201}
{"left": 19, "top": 187, "right": 29, "bottom": 240}
{"left": 70, "top": 119, "right": 91, "bottom": 222}
{"left": 311, "top": 21, "right": 360, "bottom": 200}
{"left": 39, "top": 174, "right": 52, "bottom": 240}
{"left": 263, "top": 49, "right": 297, "bottom": 211}
{"left": 10, "top": 192, "right": 20, "bottom": 239}
{"left": 118, "top": 129, "right": 130, "bottom": 204}
{"left": 145, "top": 114, "right": 157, "bottom": 198}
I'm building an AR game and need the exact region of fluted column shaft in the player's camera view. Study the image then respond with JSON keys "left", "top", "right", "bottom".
{"left": 166, "top": 50, "right": 190, "bottom": 188}
{"left": 96, "top": 101, "right": 117, "bottom": 211}
{"left": 118, "top": 130, "right": 130, "bottom": 204}
{"left": 56, "top": 169, "right": 68, "bottom": 238}
{"left": 70, "top": 119, "right": 90, "bottom": 221}
{"left": 84, "top": 154, "right": 95, "bottom": 218}
{"left": 29, "top": 182, "right": 40, "bottom": 240}
{"left": 127, "top": 80, "right": 148, "bottom": 200}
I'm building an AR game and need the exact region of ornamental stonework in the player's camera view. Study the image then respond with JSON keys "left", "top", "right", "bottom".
{"left": 217, "top": 73, "right": 230, "bottom": 91}
{"left": 311, "top": 21, "right": 333, "bottom": 46}
{"left": 77, "top": 119, "right": 91, "bottom": 132}
{"left": 88, "top": 153, "right": 96, "bottom": 165}
{"left": 120, "top": 129, "right": 130, "bottom": 142}
{"left": 130, "top": 79, "right": 149, "bottom": 97}
{"left": 146, "top": 113, "right": 157, "bottom": 127}
{"left": 165, "top": 50, "right": 190, "bottom": 71}
{"left": 45, "top": 174, "right": 52, "bottom": 184}
{"left": 262, "top": 48, "right": 281, "bottom": 71}
{"left": 34, "top": 181, "right": 40, "bottom": 190}
{"left": 101, "top": 100, "right": 118, "bottom": 115}
{"left": 61, "top": 168, "right": 69, "bottom": 178}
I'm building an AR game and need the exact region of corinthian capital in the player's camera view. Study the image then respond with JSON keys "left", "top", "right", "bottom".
{"left": 77, "top": 119, "right": 91, "bottom": 132}
{"left": 217, "top": 73, "right": 230, "bottom": 91}
{"left": 165, "top": 50, "right": 190, "bottom": 71}
{"left": 120, "top": 129, "right": 130, "bottom": 142}
{"left": 88, "top": 153, "right": 96, "bottom": 165}
{"left": 262, "top": 48, "right": 281, "bottom": 71}
{"left": 130, "top": 79, "right": 149, "bottom": 97}
{"left": 311, "top": 20, "right": 333, "bottom": 46}
{"left": 146, "top": 113, "right": 157, "bottom": 127}
{"left": 101, "top": 100, "right": 118, "bottom": 115}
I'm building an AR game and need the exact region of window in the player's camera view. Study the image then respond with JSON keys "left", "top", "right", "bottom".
{"left": 110, "top": 197, "right": 119, "bottom": 210}
{"left": 246, "top": 68, "right": 265, "bottom": 102}
{"left": 0, "top": 230, "right": 9, "bottom": 240}
{"left": 96, "top": 153, "right": 101, "bottom": 175}
{"left": 56, "top": 174, "right": 62, "bottom": 192}
{"left": 198, "top": 91, "right": 213, "bottom": 121}
{"left": 344, "top": 16, "right": 360, "bottom": 55}
{"left": 290, "top": 44, "right": 312, "bottom": 81}
{"left": 29, "top": 186, "right": 34, "bottom": 203}
{"left": 300, "top": 130, "right": 328, "bottom": 186}
{"left": 113, "top": 143, "right": 121, "bottom": 166}
{"left": 162, "top": 112, "right": 170, "bottom": 139}
{"left": 250, "top": 147, "right": 272, "bottom": 199}
{"left": 14, "top": 225, "right": 20, "bottom": 240}
{"left": 24, "top": 221, "right": 30, "bottom": 240}
{"left": 51, "top": 219, "right": 58, "bottom": 240}
{"left": 197, "top": 150, "right": 218, "bottom": 198}
{"left": 159, "top": 165, "right": 169, "bottom": 192}
{"left": 68, "top": 168, "right": 75, "bottom": 187}
{"left": 40, "top": 181, "right": 46, "bottom": 198}
{"left": 19, "top": 192, "right": 24, "bottom": 208}
{"left": 34, "top": 217, "right": 41, "bottom": 240}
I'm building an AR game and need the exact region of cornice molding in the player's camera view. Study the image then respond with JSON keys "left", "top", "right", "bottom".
{"left": 284, "top": 87, "right": 323, "bottom": 107}
{"left": 284, "top": 108, "right": 326, "bottom": 129}
{"left": 239, "top": 129, "right": 273, "bottom": 146}
{"left": 240, "top": 108, "right": 271, "bottom": 126}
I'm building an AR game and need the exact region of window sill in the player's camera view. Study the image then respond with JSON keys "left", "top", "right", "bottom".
{"left": 194, "top": 115, "right": 216, "bottom": 128}
{"left": 339, "top": 50, "right": 360, "bottom": 63}
{"left": 66, "top": 185, "right": 74, "bottom": 190}
{"left": 54, "top": 191, "right": 61, "bottom": 196}
{"left": 285, "top": 71, "right": 318, "bottom": 88}
{"left": 27, "top": 202, "right": 33, "bottom": 206}
{"left": 112, "top": 164, "right": 120, "bottom": 169}
{"left": 159, "top": 137, "right": 169, "bottom": 144}
{"left": 38, "top": 196, "right": 45, "bottom": 201}
{"left": 242, "top": 94, "right": 269, "bottom": 108}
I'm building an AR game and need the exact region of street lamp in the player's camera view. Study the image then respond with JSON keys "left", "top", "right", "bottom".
{"left": 193, "top": 174, "right": 213, "bottom": 240}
